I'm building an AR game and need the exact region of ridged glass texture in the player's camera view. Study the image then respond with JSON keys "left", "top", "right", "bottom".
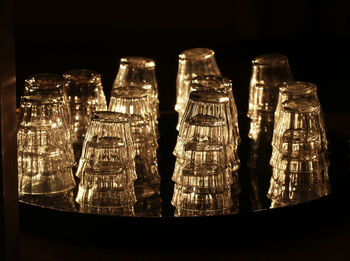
{"left": 18, "top": 74, "right": 76, "bottom": 195}
{"left": 268, "top": 81, "right": 330, "bottom": 207}
{"left": 112, "top": 56, "right": 160, "bottom": 122}
{"left": 190, "top": 75, "right": 240, "bottom": 146}
{"left": 175, "top": 48, "right": 221, "bottom": 130}
{"left": 63, "top": 69, "right": 107, "bottom": 161}
{"left": 75, "top": 112, "right": 137, "bottom": 208}
{"left": 109, "top": 87, "right": 160, "bottom": 198}
{"left": 172, "top": 90, "right": 240, "bottom": 216}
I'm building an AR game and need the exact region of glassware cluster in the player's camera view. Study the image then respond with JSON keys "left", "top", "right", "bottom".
{"left": 18, "top": 57, "right": 161, "bottom": 215}
{"left": 246, "top": 54, "right": 295, "bottom": 209}
{"left": 172, "top": 76, "right": 241, "bottom": 216}
{"left": 109, "top": 57, "right": 160, "bottom": 198}
{"left": 17, "top": 49, "right": 332, "bottom": 217}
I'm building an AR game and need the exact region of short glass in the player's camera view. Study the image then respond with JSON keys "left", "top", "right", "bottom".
{"left": 175, "top": 48, "right": 221, "bottom": 129}
{"left": 247, "top": 53, "right": 294, "bottom": 119}
{"left": 112, "top": 56, "right": 159, "bottom": 120}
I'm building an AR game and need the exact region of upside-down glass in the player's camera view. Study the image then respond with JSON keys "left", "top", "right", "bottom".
{"left": 268, "top": 167, "right": 330, "bottom": 208}
{"left": 23, "top": 73, "right": 75, "bottom": 165}
{"left": 75, "top": 112, "right": 137, "bottom": 209}
{"left": 63, "top": 69, "right": 107, "bottom": 161}
{"left": 247, "top": 53, "right": 294, "bottom": 119}
{"left": 112, "top": 56, "right": 160, "bottom": 121}
{"left": 17, "top": 95, "right": 76, "bottom": 195}
{"left": 174, "top": 91, "right": 240, "bottom": 170}
{"left": 175, "top": 48, "right": 222, "bottom": 130}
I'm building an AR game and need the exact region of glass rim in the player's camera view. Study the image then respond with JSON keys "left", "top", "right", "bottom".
{"left": 280, "top": 81, "right": 317, "bottom": 96}
{"left": 24, "top": 73, "right": 65, "bottom": 93}
{"left": 90, "top": 111, "right": 130, "bottom": 123}
{"left": 120, "top": 56, "right": 156, "bottom": 68}
{"left": 63, "top": 69, "right": 101, "bottom": 83}
{"left": 191, "top": 75, "right": 232, "bottom": 91}
{"left": 253, "top": 53, "right": 289, "bottom": 66}
{"left": 179, "top": 48, "right": 215, "bottom": 60}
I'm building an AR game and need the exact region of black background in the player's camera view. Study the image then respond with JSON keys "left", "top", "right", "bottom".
{"left": 13, "top": 0, "right": 350, "bottom": 114}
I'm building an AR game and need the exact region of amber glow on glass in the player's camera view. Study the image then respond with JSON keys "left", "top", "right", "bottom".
{"left": 175, "top": 48, "right": 221, "bottom": 130}
{"left": 172, "top": 89, "right": 240, "bottom": 216}
{"left": 18, "top": 74, "right": 76, "bottom": 196}
{"left": 75, "top": 112, "right": 137, "bottom": 210}
{"left": 268, "top": 81, "right": 330, "bottom": 207}
{"left": 109, "top": 86, "right": 160, "bottom": 198}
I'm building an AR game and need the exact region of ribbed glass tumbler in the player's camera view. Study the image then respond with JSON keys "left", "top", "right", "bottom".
{"left": 175, "top": 48, "right": 222, "bottom": 130}
{"left": 247, "top": 53, "right": 294, "bottom": 141}
{"left": 112, "top": 56, "right": 160, "bottom": 122}
{"left": 75, "top": 112, "right": 137, "bottom": 215}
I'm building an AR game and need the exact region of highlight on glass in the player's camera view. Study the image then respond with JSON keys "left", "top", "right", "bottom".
{"left": 268, "top": 81, "right": 330, "bottom": 208}
{"left": 175, "top": 48, "right": 222, "bottom": 130}
{"left": 172, "top": 90, "right": 241, "bottom": 216}
{"left": 17, "top": 74, "right": 76, "bottom": 196}
{"left": 75, "top": 112, "right": 137, "bottom": 215}
{"left": 63, "top": 69, "right": 107, "bottom": 162}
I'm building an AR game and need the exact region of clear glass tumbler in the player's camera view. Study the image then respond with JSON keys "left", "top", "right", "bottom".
{"left": 63, "top": 69, "right": 107, "bottom": 162}
{"left": 175, "top": 48, "right": 222, "bottom": 130}
{"left": 17, "top": 95, "right": 76, "bottom": 195}
{"left": 112, "top": 56, "right": 160, "bottom": 121}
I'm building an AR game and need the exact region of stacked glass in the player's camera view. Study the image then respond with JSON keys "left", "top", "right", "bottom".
{"left": 63, "top": 69, "right": 107, "bottom": 162}
{"left": 172, "top": 90, "right": 241, "bottom": 217}
{"left": 190, "top": 75, "right": 240, "bottom": 147}
{"left": 109, "top": 87, "right": 160, "bottom": 198}
{"left": 75, "top": 112, "right": 137, "bottom": 216}
{"left": 268, "top": 82, "right": 330, "bottom": 208}
{"left": 247, "top": 53, "right": 294, "bottom": 141}
{"left": 17, "top": 74, "right": 76, "bottom": 196}
{"left": 112, "top": 56, "right": 160, "bottom": 137}
{"left": 175, "top": 48, "right": 221, "bottom": 130}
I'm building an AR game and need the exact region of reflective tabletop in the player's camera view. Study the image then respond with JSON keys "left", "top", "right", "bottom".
{"left": 19, "top": 112, "right": 350, "bottom": 218}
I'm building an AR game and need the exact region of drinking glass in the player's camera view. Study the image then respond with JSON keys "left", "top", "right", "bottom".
{"left": 175, "top": 48, "right": 221, "bottom": 130}
{"left": 63, "top": 69, "right": 107, "bottom": 161}
{"left": 247, "top": 53, "right": 294, "bottom": 119}
{"left": 17, "top": 96, "right": 76, "bottom": 195}
{"left": 112, "top": 56, "right": 159, "bottom": 121}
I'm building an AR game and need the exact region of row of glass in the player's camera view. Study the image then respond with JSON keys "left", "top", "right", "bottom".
{"left": 174, "top": 49, "right": 330, "bottom": 215}
{"left": 17, "top": 48, "right": 330, "bottom": 217}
